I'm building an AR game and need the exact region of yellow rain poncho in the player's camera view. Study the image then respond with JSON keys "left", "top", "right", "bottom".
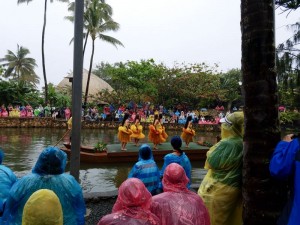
{"left": 22, "top": 189, "right": 63, "bottom": 225}
{"left": 198, "top": 112, "right": 244, "bottom": 225}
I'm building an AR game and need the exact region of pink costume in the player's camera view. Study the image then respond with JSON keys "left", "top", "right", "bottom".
{"left": 1, "top": 110, "right": 8, "bottom": 117}
{"left": 98, "top": 178, "right": 160, "bottom": 225}
{"left": 151, "top": 163, "right": 210, "bottom": 225}
{"left": 65, "top": 108, "right": 71, "bottom": 120}
{"left": 20, "top": 109, "right": 27, "bottom": 117}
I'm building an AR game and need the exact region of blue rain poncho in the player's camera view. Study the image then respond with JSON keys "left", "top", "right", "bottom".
{"left": 128, "top": 144, "right": 160, "bottom": 195}
{"left": 270, "top": 138, "right": 300, "bottom": 225}
{"left": 198, "top": 112, "right": 244, "bottom": 225}
{"left": 0, "top": 150, "right": 17, "bottom": 215}
{"left": 1, "top": 147, "right": 86, "bottom": 225}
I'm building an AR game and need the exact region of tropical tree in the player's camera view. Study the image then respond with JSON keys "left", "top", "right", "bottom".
{"left": 219, "top": 68, "right": 243, "bottom": 110}
{"left": 241, "top": 1, "right": 285, "bottom": 224}
{"left": 83, "top": 0, "right": 123, "bottom": 106}
{"left": 17, "top": 0, "right": 69, "bottom": 103}
{"left": 0, "top": 45, "right": 39, "bottom": 86}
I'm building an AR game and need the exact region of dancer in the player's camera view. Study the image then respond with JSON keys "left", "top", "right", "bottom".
{"left": 181, "top": 115, "right": 195, "bottom": 148}
{"left": 159, "top": 113, "right": 168, "bottom": 141}
{"left": 148, "top": 114, "right": 165, "bottom": 150}
{"left": 118, "top": 113, "right": 132, "bottom": 151}
{"left": 130, "top": 115, "right": 145, "bottom": 146}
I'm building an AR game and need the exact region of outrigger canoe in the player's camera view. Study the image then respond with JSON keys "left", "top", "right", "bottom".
{"left": 61, "top": 142, "right": 210, "bottom": 164}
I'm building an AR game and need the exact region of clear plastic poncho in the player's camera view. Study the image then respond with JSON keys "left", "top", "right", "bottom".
{"left": 0, "top": 150, "right": 17, "bottom": 214}
{"left": 98, "top": 178, "right": 160, "bottom": 225}
{"left": 198, "top": 112, "right": 244, "bottom": 225}
{"left": 151, "top": 163, "right": 210, "bottom": 225}
{"left": 22, "top": 189, "right": 63, "bottom": 225}
{"left": 1, "top": 147, "right": 86, "bottom": 225}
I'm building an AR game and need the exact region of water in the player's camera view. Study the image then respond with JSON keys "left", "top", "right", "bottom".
{"left": 0, "top": 128, "right": 216, "bottom": 193}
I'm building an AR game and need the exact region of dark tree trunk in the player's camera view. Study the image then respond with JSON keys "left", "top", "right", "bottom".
{"left": 84, "top": 38, "right": 95, "bottom": 106}
{"left": 83, "top": 30, "right": 89, "bottom": 59}
{"left": 42, "top": 0, "right": 48, "bottom": 104}
{"left": 241, "top": 1, "right": 287, "bottom": 224}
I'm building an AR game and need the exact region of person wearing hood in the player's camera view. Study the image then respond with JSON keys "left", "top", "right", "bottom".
{"left": 198, "top": 111, "right": 244, "bottom": 225}
{"left": 160, "top": 136, "right": 192, "bottom": 188}
{"left": 97, "top": 178, "right": 160, "bottom": 225}
{"left": 269, "top": 133, "right": 300, "bottom": 225}
{"left": 128, "top": 144, "right": 161, "bottom": 195}
{"left": 151, "top": 163, "right": 210, "bottom": 225}
{"left": 0, "top": 149, "right": 17, "bottom": 216}
{"left": 1, "top": 147, "right": 86, "bottom": 225}
{"left": 22, "top": 189, "right": 63, "bottom": 225}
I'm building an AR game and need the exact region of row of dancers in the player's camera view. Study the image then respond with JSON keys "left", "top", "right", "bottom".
{"left": 117, "top": 113, "right": 196, "bottom": 151}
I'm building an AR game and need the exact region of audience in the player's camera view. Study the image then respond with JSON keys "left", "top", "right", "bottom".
{"left": 151, "top": 163, "right": 210, "bottom": 225}
{"left": 128, "top": 144, "right": 161, "bottom": 195}
{"left": 0, "top": 149, "right": 17, "bottom": 216}
{"left": 160, "top": 136, "right": 192, "bottom": 188}
{"left": 98, "top": 178, "right": 160, "bottom": 225}
{"left": 1, "top": 147, "right": 86, "bottom": 225}
{"left": 22, "top": 189, "right": 63, "bottom": 225}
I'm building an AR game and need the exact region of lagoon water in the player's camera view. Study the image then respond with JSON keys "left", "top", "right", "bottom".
{"left": 0, "top": 128, "right": 217, "bottom": 193}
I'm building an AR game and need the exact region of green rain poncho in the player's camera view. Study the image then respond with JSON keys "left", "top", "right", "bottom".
{"left": 22, "top": 189, "right": 63, "bottom": 225}
{"left": 198, "top": 112, "right": 244, "bottom": 225}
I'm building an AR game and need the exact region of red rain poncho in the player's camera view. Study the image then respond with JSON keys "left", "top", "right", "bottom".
{"left": 98, "top": 178, "right": 160, "bottom": 225}
{"left": 151, "top": 163, "right": 210, "bottom": 225}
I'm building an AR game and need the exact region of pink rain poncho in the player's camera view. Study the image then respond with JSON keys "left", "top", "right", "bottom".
{"left": 151, "top": 163, "right": 210, "bottom": 225}
{"left": 98, "top": 178, "right": 160, "bottom": 225}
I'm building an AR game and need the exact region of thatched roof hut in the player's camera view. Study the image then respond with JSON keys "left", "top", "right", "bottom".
{"left": 57, "top": 69, "right": 113, "bottom": 99}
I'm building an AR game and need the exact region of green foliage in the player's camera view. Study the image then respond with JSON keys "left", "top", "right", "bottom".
{"left": 94, "top": 141, "right": 107, "bottom": 152}
{"left": 42, "top": 83, "right": 71, "bottom": 107}
{"left": 0, "top": 80, "right": 41, "bottom": 106}
{"left": 279, "top": 111, "right": 300, "bottom": 124}
{"left": 0, "top": 45, "right": 39, "bottom": 87}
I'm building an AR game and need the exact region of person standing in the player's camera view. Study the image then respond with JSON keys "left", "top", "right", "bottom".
{"left": 128, "top": 144, "right": 161, "bottom": 195}
{"left": 198, "top": 112, "right": 244, "bottom": 225}
{"left": 0, "top": 149, "right": 17, "bottom": 216}
{"left": 1, "top": 147, "right": 86, "bottom": 225}
{"left": 130, "top": 115, "right": 145, "bottom": 147}
{"left": 97, "top": 178, "right": 160, "bottom": 225}
{"left": 160, "top": 136, "right": 192, "bottom": 188}
{"left": 151, "top": 163, "right": 210, "bottom": 225}
{"left": 118, "top": 114, "right": 132, "bottom": 151}
{"left": 181, "top": 115, "right": 196, "bottom": 148}
{"left": 269, "top": 134, "right": 300, "bottom": 225}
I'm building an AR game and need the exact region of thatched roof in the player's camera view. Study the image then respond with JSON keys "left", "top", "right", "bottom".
{"left": 57, "top": 69, "right": 113, "bottom": 96}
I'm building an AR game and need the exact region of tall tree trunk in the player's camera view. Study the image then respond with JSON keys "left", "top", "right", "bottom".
{"left": 84, "top": 38, "right": 95, "bottom": 106}
{"left": 83, "top": 30, "right": 90, "bottom": 59}
{"left": 42, "top": 0, "right": 48, "bottom": 104}
{"left": 241, "top": 1, "right": 287, "bottom": 224}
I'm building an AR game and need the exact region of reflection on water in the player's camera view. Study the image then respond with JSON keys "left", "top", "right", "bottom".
{"left": 0, "top": 128, "right": 216, "bottom": 192}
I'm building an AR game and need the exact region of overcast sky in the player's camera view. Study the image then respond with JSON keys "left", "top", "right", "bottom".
{"left": 0, "top": 0, "right": 299, "bottom": 89}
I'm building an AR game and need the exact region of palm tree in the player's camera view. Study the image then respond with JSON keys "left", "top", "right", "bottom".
{"left": 17, "top": 0, "right": 68, "bottom": 103}
{"left": 0, "top": 45, "right": 39, "bottom": 86}
{"left": 241, "top": 1, "right": 287, "bottom": 224}
{"left": 83, "top": 0, "right": 123, "bottom": 106}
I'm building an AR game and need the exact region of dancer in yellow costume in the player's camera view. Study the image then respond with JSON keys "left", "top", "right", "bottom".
{"left": 198, "top": 111, "right": 244, "bottom": 225}
{"left": 181, "top": 115, "right": 195, "bottom": 148}
{"left": 130, "top": 115, "right": 145, "bottom": 146}
{"left": 118, "top": 114, "right": 132, "bottom": 151}
{"left": 159, "top": 113, "right": 168, "bottom": 140}
{"left": 148, "top": 115, "right": 165, "bottom": 150}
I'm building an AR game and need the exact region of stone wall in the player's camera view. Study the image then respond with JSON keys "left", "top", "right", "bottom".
{"left": 0, "top": 118, "right": 220, "bottom": 132}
